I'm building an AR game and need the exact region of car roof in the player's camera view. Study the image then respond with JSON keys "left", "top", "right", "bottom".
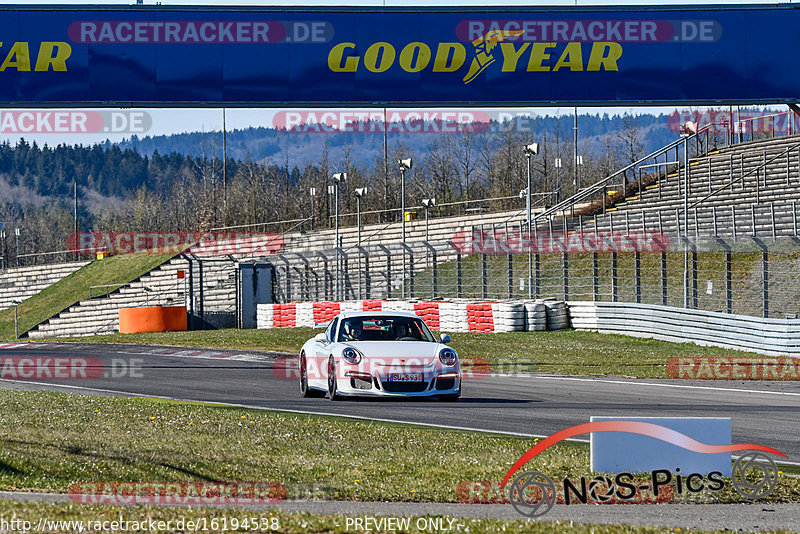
{"left": 339, "top": 310, "right": 420, "bottom": 320}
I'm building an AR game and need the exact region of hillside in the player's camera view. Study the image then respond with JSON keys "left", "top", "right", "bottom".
{"left": 120, "top": 112, "right": 677, "bottom": 168}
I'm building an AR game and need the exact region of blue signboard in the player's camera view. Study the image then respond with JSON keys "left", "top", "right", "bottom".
{"left": 0, "top": 4, "right": 797, "bottom": 106}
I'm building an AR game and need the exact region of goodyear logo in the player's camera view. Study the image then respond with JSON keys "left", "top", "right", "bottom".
{"left": 0, "top": 42, "right": 71, "bottom": 72}
{"left": 328, "top": 31, "right": 622, "bottom": 83}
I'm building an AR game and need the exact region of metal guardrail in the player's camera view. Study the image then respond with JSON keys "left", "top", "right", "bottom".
{"left": 569, "top": 300, "right": 800, "bottom": 357}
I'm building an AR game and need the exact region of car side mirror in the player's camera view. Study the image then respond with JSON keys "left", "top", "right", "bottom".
{"left": 314, "top": 333, "right": 328, "bottom": 343}
{"left": 440, "top": 334, "right": 451, "bottom": 344}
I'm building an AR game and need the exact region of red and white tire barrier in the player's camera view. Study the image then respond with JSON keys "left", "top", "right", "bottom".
{"left": 257, "top": 300, "right": 389, "bottom": 328}
{"left": 256, "top": 300, "right": 530, "bottom": 333}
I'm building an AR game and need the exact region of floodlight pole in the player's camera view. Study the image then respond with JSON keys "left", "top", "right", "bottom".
{"left": 335, "top": 181, "right": 340, "bottom": 300}
{"left": 683, "top": 136, "right": 690, "bottom": 309}
{"left": 356, "top": 194, "right": 362, "bottom": 247}
{"left": 309, "top": 188, "right": 316, "bottom": 230}
{"left": 526, "top": 152, "right": 533, "bottom": 299}
{"left": 424, "top": 203, "right": 430, "bottom": 242}
{"left": 401, "top": 166, "right": 406, "bottom": 298}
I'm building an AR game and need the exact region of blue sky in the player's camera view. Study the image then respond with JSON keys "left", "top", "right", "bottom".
{"left": 1, "top": 0, "right": 788, "bottom": 146}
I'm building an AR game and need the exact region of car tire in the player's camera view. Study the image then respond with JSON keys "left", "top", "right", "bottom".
{"left": 300, "top": 353, "right": 324, "bottom": 398}
{"left": 327, "top": 357, "right": 341, "bottom": 401}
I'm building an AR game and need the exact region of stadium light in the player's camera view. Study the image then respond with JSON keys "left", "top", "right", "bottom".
{"left": 524, "top": 143, "right": 539, "bottom": 157}
{"left": 422, "top": 198, "right": 436, "bottom": 242}
{"left": 354, "top": 187, "right": 367, "bottom": 247}
{"left": 309, "top": 187, "right": 316, "bottom": 230}
{"left": 523, "top": 142, "right": 538, "bottom": 299}
{"left": 331, "top": 173, "right": 347, "bottom": 299}
{"left": 398, "top": 158, "right": 412, "bottom": 297}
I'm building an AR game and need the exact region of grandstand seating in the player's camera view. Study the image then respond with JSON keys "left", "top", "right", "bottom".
{"left": 566, "top": 135, "right": 800, "bottom": 238}
{"left": 0, "top": 261, "right": 90, "bottom": 311}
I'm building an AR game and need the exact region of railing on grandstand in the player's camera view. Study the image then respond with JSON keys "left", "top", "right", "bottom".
{"left": 530, "top": 126, "right": 714, "bottom": 227}
{"left": 210, "top": 192, "right": 561, "bottom": 236}
{"left": 14, "top": 250, "right": 88, "bottom": 268}
{"left": 737, "top": 111, "right": 797, "bottom": 143}
{"left": 534, "top": 109, "right": 800, "bottom": 227}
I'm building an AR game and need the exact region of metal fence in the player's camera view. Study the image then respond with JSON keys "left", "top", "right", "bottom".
{"left": 267, "top": 236, "right": 800, "bottom": 320}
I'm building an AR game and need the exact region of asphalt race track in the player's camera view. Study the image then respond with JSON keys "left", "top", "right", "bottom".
{"left": 3, "top": 342, "right": 800, "bottom": 530}
{"left": 3, "top": 342, "right": 798, "bottom": 460}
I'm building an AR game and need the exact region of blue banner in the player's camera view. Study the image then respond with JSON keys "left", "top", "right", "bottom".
{"left": 0, "top": 5, "right": 797, "bottom": 106}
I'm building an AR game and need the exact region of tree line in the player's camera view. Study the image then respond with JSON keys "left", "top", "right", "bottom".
{"left": 1, "top": 113, "right": 658, "bottom": 266}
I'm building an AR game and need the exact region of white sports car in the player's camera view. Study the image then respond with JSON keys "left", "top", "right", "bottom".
{"left": 298, "top": 311, "right": 461, "bottom": 401}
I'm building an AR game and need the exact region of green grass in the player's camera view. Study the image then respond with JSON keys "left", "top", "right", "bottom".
{"left": 1, "top": 390, "right": 798, "bottom": 509}
{"left": 43, "top": 327, "right": 770, "bottom": 379}
{"left": 0, "top": 254, "right": 174, "bottom": 340}
{"left": 0, "top": 502, "right": 737, "bottom": 533}
{"left": 0, "top": 390, "right": 582, "bottom": 501}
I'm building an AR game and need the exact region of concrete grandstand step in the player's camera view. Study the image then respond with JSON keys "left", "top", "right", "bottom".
{"left": 0, "top": 261, "right": 90, "bottom": 311}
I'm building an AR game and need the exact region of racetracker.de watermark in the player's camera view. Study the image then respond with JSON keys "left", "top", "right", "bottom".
{"left": 667, "top": 109, "right": 799, "bottom": 135}
{"left": 451, "top": 230, "right": 671, "bottom": 255}
{"left": 456, "top": 19, "right": 721, "bottom": 43}
{"left": 68, "top": 482, "right": 287, "bottom": 506}
{"left": 67, "top": 231, "right": 285, "bottom": 256}
{"left": 271, "top": 109, "right": 542, "bottom": 134}
{"left": 667, "top": 356, "right": 800, "bottom": 380}
{"left": 68, "top": 20, "right": 333, "bottom": 44}
{"left": 0, "top": 357, "right": 142, "bottom": 380}
{"left": 0, "top": 110, "right": 151, "bottom": 134}
{"left": 274, "top": 355, "right": 490, "bottom": 381}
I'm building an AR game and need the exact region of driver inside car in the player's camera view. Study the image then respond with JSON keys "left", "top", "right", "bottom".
{"left": 395, "top": 322, "right": 420, "bottom": 340}
{"left": 343, "top": 320, "right": 363, "bottom": 341}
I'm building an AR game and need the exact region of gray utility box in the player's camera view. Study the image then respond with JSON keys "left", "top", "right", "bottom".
{"left": 237, "top": 262, "right": 275, "bottom": 329}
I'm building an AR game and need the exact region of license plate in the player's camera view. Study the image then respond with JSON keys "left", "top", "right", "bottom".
{"left": 388, "top": 373, "right": 423, "bottom": 382}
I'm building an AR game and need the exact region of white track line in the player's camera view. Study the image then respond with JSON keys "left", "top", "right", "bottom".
{"left": 524, "top": 375, "right": 800, "bottom": 397}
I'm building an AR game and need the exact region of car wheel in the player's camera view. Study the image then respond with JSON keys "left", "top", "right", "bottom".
{"left": 300, "top": 353, "right": 324, "bottom": 398}
{"left": 327, "top": 357, "right": 341, "bottom": 401}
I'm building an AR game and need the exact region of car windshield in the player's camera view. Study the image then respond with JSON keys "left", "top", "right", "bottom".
{"left": 337, "top": 316, "right": 437, "bottom": 342}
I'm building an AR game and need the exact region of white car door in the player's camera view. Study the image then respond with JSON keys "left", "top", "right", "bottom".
{"left": 312, "top": 318, "right": 337, "bottom": 385}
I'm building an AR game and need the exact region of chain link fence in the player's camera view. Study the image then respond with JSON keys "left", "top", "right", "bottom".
{"left": 266, "top": 235, "right": 800, "bottom": 320}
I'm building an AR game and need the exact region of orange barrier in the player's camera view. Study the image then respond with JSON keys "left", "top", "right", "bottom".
{"left": 119, "top": 306, "right": 187, "bottom": 334}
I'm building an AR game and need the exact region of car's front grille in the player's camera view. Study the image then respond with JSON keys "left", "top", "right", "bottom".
{"left": 435, "top": 377, "right": 456, "bottom": 390}
{"left": 382, "top": 380, "right": 429, "bottom": 393}
{"left": 351, "top": 376, "right": 372, "bottom": 390}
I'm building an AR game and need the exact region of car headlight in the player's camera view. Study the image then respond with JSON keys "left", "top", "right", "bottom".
{"left": 342, "top": 347, "right": 362, "bottom": 365}
{"left": 439, "top": 348, "right": 457, "bottom": 366}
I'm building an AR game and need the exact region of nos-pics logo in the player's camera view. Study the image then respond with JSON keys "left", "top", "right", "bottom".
{"left": 502, "top": 420, "right": 784, "bottom": 518}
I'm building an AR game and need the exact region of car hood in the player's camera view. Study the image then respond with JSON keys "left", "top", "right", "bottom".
{"left": 344, "top": 341, "right": 443, "bottom": 366}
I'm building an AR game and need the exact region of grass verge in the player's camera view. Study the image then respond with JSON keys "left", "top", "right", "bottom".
{"left": 42, "top": 327, "right": 770, "bottom": 379}
{"left": 0, "top": 254, "right": 174, "bottom": 341}
{"left": 0, "top": 390, "right": 797, "bottom": 506}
